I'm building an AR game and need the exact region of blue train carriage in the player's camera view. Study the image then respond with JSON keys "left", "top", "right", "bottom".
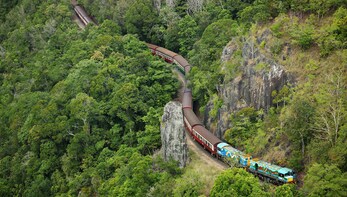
{"left": 248, "top": 159, "right": 296, "bottom": 184}
{"left": 217, "top": 143, "right": 252, "bottom": 167}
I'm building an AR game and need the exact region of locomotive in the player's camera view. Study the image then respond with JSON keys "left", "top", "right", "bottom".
{"left": 74, "top": 5, "right": 296, "bottom": 185}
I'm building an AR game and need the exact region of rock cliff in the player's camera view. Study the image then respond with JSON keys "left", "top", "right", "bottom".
{"left": 161, "top": 101, "right": 189, "bottom": 167}
{"left": 204, "top": 29, "right": 295, "bottom": 139}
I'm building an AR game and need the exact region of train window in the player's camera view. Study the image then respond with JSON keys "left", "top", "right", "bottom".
{"left": 279, "top": 173, "right": 284, "bottom": 177}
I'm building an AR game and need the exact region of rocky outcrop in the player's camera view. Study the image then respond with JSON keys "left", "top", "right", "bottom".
{"left": 204, "top": 29, "right": 295, "bottom": 139}
{"left": 161, "top": 101, "right": 188, "bottom": 168}
{"left": 165, "top": 0, "right": 176, "bottom": 8}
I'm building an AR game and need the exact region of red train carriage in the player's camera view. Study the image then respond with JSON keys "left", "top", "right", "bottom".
{"left": 146, "top": 43, "right": 159, "bottom": 55}
{"left": 146, "top": 43, "right": 191, "bottom": 74}
{"left": 192, "top": 125, "right": 221, "bottom": 156}
{"left": 184, "top": 66, "right": 191, "bottom": 74}
{"left": 155, "top": 47, "right": 178, "bottom": 63}
{"left": 74, "top": 5, "right": 94, "bottom": 26}
{"left": 173, "top": 55, "right": 190, "bottom": 72}
{"left": 182, "top": 89, "right": 192, "bottom": 109}
{"left": 183, "top": 108, "right": 221, "bottom": 156}
{"left": 183, "top": 108, "right": 202, "bottom": 133}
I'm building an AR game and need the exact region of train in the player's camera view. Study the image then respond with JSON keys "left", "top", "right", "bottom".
{"left": 73, "top": 5, "right": 95, "bottom": 26}
{"left": 147, "top": 43, "right": 297, "bottom": 185}
{"left": 73, "top": 5, "right": 296, "bottom": 185}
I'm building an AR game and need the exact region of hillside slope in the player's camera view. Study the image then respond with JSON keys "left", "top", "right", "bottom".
{"left": 1, "top": 0, "right": 346, "bottom": 196}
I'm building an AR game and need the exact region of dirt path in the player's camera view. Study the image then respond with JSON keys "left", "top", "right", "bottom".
{"left": 186, "top": 131, "right": 228, "bottom": 170}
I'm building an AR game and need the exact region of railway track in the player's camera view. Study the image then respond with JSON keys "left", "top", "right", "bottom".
{"left": 72, "top": 3, "right": 297, "bottom": 185}
{"left": 71, "top": 2, "right": 227, "bottom": 170}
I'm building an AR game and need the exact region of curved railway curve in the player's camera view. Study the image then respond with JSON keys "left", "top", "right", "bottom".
{"left": 72, "top": 3, "right": 297, "bottom": 185}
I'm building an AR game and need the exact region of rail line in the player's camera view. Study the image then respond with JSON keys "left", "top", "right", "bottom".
{"left": 72, "top": 3, "right": 297, "bottom": 185}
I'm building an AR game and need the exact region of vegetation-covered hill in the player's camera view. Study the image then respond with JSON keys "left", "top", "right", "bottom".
{"left": 0, "top": 0, "right": 346, "bottom": 196}
{"left": 0, "top": 0, "right": 183, "bottom": 196}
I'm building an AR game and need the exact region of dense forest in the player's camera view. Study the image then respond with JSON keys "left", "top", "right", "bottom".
{"left": 0, "top": 0, "right": 347, "bottom": 196}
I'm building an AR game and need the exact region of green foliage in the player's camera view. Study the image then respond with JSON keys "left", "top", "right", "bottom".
{"left": 239, "top": 3, "right": 272, "bottom": 24}
{"left": 316, "top": 7, "right": 347, "bottom": 56}
{"left": 0, "top": 0, "right": 18, "bottom": 22}
{"left": 254, "top": 62, "right": 268, "bottom": 71}
{"left": 0, "top": 2, "right": 179, "bottom": 195}
{"left": 275, "top": 184, "right": 298, "bottom": 197}
{"left": 173, "top": 171, "right": 203, "bottom": 197}
{"left": 281, "top": 95, "right": 315, "bottom": 170}
{"left": 190, "top": 19, "right": 238, "bottom": 65}
{"left": 124, "top": 0, "right": 158, "bottom": 41}
{"left": 189, "top": 19, "right": 238, "bottom": 105}
{"left": 221, "top": 49, "right": 243, "bottom": 81}
{"left": 178, "top": 15, "right": 199, "bottom": 56}
{"left": 210, "top": 168, "right": 269, "bottom": 197}
{"left": 333, "top": 7, "right": 347, "bottom": 44}
{"left": 272, "top": 85, "right": 292, "bottom": 107}
{"left": 224, "top": 107, "right": 264, "bottom": 152}
{"left": 290, "top": 25, "right": 315, "bottom": 50}
{"left": 270, "top": 38, "right": 284, "bottom": 55}
{"left": 209, "top": 94, "right": 223, "bottom": 118}
{"left": 302, "top": 163, "right": 347, "bottom": 196}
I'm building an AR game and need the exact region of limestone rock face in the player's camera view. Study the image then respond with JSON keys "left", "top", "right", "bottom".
{"left": 204, "top": 29, "right": 295, "bottom": 139}
{"left": 161, "top": 101, "right": 188, "bottom": 168}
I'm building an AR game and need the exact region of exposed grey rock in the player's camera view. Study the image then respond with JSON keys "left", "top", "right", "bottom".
{"left": 0, "top": 45, "right": 5, "bottom": 59}
{"left": 165, "top": 0, "right": 176, "bottom": 7}
{"left": 153, "top": 0, "right": 161, "bottom": 10}
{"left": 204, "top": 29, "right": 295, "bottom": 140}
{"left": 221, "top": 38, "right": 238, "bottom": 62}
{"left": 187, "top": 0, "right": 204, "bottom": 13}
{"left": 161, "top": 101, "right": 188, "bottom": 168}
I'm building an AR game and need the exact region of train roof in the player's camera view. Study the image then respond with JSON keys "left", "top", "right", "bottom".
{"left": 146, "top": 43, "right": 159, "bottom": 50}
{"left": 278, "top": 167, "right": 294, "bottom": 174}
{"left": 173, "top": 55, "right": 190, "bottom": 67}
{"left": 156, "top": 47, "right": 178, "bottom": 58}
{"left": 183, "top": 108, "right": 202, "bottom": 128}
{"left": 74, "top": 6, "right": 93, "bottom": 23}
{"left": 184, "top": 66, "right": 191, "bottom": 74}
{"left": 194, "top": 125, "right": 222, "bottom": 145}
{"left": 182, "top": 90, "right": 192, "bottom": 109}
{"left": 217, "top": 143, "right": 245, "bottom": 155}
{"left": 250, "top": 160, "right": 287, "bottom": 173}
